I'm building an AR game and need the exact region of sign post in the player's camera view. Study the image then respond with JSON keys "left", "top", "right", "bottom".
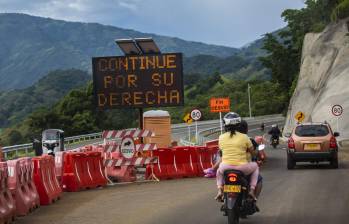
{"left": 190, "top": 109, "right": 202, "bottom": 143}
{"left": 183, "top": 113, "right": 193, "bottom": 141}
{"left": 210, "top": 98, "right": 231, "bottom": 134}
{"left": 332, "top": 105, "right": 343, "bottom": 132}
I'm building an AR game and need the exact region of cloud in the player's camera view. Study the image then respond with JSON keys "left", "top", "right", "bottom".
{"left": 0, "top": 0, "right": 305, "bottom": 47}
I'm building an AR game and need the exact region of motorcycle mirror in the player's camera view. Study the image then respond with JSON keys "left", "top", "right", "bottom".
{"left": 258, "top": 144, "right": 265, "bottom": 151}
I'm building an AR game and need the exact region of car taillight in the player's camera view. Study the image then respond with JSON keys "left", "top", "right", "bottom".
{"left": 330, "top": 136, "right": 337, "bottom": 148}
{"left": 288, "top": 137, "right": 295, "bottom": 149}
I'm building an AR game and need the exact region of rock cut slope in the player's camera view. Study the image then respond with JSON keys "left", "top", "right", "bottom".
{"left": 284, "top": 18, "right": 349, "bottom": 139}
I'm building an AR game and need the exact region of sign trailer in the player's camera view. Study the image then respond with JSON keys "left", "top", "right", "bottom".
{"left": 92, "top": 53, "right": 184, "bottom": 109}
{"left": 92, "top": 38, "right": 184, "bottom": 135}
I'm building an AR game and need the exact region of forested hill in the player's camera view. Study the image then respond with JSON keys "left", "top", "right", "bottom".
{"left": 0, "top": 13, "right": 240, "bottom": 90}
{"left": 0, "top": 69, "right": 90, "bottom": 128}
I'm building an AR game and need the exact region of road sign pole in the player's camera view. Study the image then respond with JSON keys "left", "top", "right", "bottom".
{"left": 195, "top": 121, "right": 198, "bottom": 144}
{"left": 139, "top": 108, "right": 144, "bottom": 143}
{"left": 219, "top": 112, "right": 223, "bottom": 135}
{"left": 188, "top": 125, "right": 191, "bottom": 141}
{"left": 337, "top": 116, "right": 339, "bottom": 132}
{"left": 248, "top": 84, "right": 252, "bottom": 118}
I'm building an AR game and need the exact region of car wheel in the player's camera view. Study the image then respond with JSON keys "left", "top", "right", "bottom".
{"left": 287, "top": 152, "right": 295, "bottom": 170}
{"left": 330, "top": 153, "right": 339, "bottom": 169}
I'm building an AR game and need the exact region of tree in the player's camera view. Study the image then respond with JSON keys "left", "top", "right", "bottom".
{"left": 8, "top": 129, "right": 23, "bottom": 145}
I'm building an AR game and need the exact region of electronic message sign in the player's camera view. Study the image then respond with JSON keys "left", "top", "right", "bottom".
{"left": 92, "top": 53, "right": 183, "bottom": 109}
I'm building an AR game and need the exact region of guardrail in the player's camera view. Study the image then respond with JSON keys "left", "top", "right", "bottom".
{"left": 180, "top": 114, "right": 285, "bottom": 146}
{"left": 2, "top": 132, "right": 102, "bottom": 159}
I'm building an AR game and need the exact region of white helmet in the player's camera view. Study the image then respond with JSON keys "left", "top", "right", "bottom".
{"left": 223, "top": 112, "right": 241, "bottom": 126}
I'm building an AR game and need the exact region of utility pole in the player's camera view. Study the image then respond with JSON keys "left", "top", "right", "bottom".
{"left": 248, "top": 83, "right": 252, "bottom": 118}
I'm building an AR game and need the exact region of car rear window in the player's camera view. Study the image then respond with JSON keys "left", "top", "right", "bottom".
{"left": 295, "top": 125, "right": 329, "bottom": 137}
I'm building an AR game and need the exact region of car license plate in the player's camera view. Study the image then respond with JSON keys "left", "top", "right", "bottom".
{"left": 304, "top": 143, "right": 321, "bottom": 150}
{"left": 224, "top": 185, "right": 241, "bottom": 193}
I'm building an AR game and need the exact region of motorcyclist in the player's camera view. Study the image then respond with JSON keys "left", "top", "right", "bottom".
{"left": 206, "top": 119, "right": 264, "bottom": 199}
{"left": 215, "top": 112, "right": 259, "bottom": 201}
{"left": 268, "top": 124, "right": 281, "bottom": 144}
{"left": 260, "top": 122, "right": 265, "bottom": 132}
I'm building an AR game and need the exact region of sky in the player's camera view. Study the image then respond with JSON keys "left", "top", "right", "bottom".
{"left": 0, "top": 0, "right": 305, "bottom": 48}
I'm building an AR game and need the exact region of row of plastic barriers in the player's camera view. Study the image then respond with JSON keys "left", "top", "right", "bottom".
{"left": 145, "top": 146, "right": 219, "bottom": 180}
{"left": 0, "top": 151, "right": 108, "bottom": 223}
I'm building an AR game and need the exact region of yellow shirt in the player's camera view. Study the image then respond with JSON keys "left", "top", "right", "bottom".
{"left": 219, "top": 131, "right": 253, "bottom": 165}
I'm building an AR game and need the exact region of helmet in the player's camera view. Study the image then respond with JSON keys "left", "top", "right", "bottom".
{"left": 223, "top": 112, "right": 241, "bottom": 126}
{"left": 272, "top": 124, "right": 277, "bottom": 128}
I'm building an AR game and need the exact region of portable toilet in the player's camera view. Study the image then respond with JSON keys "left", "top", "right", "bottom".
{"left": 143, "top": 110, "right": 171, "bottom": 148}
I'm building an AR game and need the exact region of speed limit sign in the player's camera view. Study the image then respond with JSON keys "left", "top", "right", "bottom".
{"left": 190, "top": 109, "right": 202, "bottom": 121}
{"left": 332, "top": 105, "right": 343, "bottom": 117}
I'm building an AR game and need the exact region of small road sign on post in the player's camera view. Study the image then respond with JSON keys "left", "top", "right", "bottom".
{"left": 210, "top": 97, "right": 230, "bottom": 134}
{"left": 332, "top": 105, "right": 343, "bottom": 117}
{"left": 190, "top": 109, "right": 202, "bottom": 121}
{"left": 183, "top": 113, "right": 193, "bottom": 141}
{"left": 210, "top": 98, "right": 230, "bottom": 113}
{"left": 183, "top": 113, "right": 193, "bottom": 124}
{"left": 190, "top": 109, "right": 202, "bottom": 144}
{"left": 332, "top": 104, "right": 343, "bottom": 132}
{"left": 294, "top": 111, "right": 305, "bottom": 123}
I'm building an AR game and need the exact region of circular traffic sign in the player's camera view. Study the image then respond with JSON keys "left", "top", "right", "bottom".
{"left": 120, "top": 136, "right": 135, "bottom": 159}
{"left": 332, "top": 105, "right": 343, "bottom": 117}
{"left": 190, "top": 109, "right": 202, "bottom": 121}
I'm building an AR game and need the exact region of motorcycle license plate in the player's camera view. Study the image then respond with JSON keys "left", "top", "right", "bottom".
{"left": 224, "top": 185, "right": 241, "bottom": 193}
{"left": 304, "top": 143, "right": 320, "bottom": 151}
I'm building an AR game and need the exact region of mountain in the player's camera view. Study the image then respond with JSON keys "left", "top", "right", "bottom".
{"left": 0, "top": 69, "right": 90, "bottom": 128}
{"left": 184, "top": 54, "right": 269, "bottom": 80}
{"left": 0, "top": 13, "right": 239, "bottom": 90}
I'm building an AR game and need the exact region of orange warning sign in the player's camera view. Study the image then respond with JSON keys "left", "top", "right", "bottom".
{"left": 210, "top": 98, "right": 230, "bottom": 113}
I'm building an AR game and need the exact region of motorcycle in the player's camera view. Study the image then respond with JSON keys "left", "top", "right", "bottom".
{"left": 220, "top": 144, "right": 265, "bottom": 224}
{"left": 271, "top": 136, "right": 279, "bottom": 149}
{"left": 260, "top": 123, "right": 265, "bottom": 132}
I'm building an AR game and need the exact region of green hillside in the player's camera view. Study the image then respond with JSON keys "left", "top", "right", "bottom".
{"left": 0, "top": 69, "right": 90, "bottom": 128}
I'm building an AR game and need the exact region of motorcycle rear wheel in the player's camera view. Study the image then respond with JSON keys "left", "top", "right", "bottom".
{"left": 227, "top": 208, "right": 239, "bottom": 224}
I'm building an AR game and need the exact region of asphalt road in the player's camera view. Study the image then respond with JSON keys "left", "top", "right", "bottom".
{"left": 16, "top": 137, "right": 349, "bottom": 224}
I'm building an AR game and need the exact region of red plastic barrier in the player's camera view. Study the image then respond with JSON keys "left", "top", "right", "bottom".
{"left": 106, "top": 152, "right": 136, "bottom": 182}
{"left": 107, "top": 166, "right": 136, "bottom": 183}
{"left": 62, "top": 152, "right": 107, "bottom": 192}
{"left": 61, "top": 152, "right": 82, "bottom": 192}
{"left": 0, "top": 162, "right": 16, "bottom": 224}
{"left": 32, "top": 156, "right": 62, "bottom": 205}
{"left": 205, "top": 139, "right": 219, "bottom": 150}
{"left": 22, "top": 158, "right": 40, "bottom": 209}
{"left": 86, "top": 152, "right": 107, "bottom": 187}
{"left": 195, "top": 147, "right": 218, "bottom": 175}
{"left": 7, "top": 159, "right": 33, "bottom": 216}
{"left": 55, "top": 152, "right": 65, "bottom": 184}
{"left": 172, "top": 146, "right": 200, "bottom": 178}
{"left": 145, "top": 148, "right": 176, "bottom": 180}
